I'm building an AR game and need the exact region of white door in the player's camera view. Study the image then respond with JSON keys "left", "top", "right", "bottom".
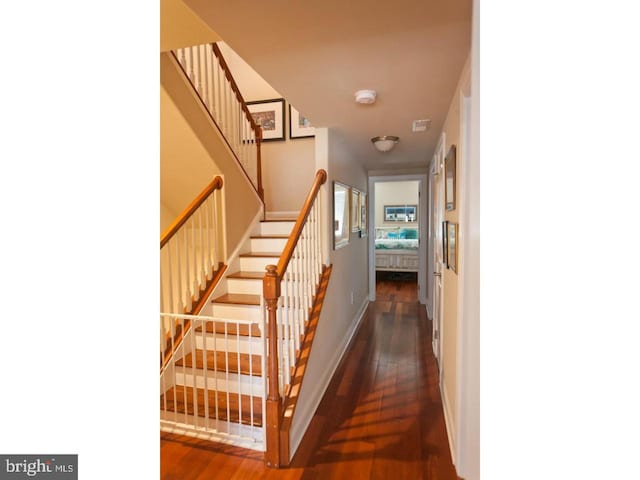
{"left": 431, "top": 135, "right": 446, "bottom": 365}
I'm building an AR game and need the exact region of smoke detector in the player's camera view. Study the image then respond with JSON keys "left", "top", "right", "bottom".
{"left": 355, "top": 90, "right": 377, "bottom": 104}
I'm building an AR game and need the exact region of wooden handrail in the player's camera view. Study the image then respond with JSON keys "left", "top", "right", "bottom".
{"left": 275, "top": 169, "right": 327, "bottom": 276}
{"left": 211, "top": 43, "right": 261, "bottom": 134}
{"left": 211, "top": 43, "right": 264, "bottom": 203}
{"left": 160, "top": 176, "right": 223, "bottom": 248}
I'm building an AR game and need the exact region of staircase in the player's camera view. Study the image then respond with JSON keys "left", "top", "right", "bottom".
{"left": 160, "top": 218, "right": 296, "bottom": 451}
{"left": 161, "top": 39, "right": 329, "bottom": 466}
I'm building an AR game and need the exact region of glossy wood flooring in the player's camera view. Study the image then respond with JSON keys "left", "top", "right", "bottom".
{"left": 161, "top": 276, "right": 459, "bottom": 479}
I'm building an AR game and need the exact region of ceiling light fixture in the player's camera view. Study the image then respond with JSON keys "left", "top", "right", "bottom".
{"left": 371, "top": 136, "right": 399, "bottom": 152}
{"left": 355, "top": 89, "right": 377, "bottom": 104}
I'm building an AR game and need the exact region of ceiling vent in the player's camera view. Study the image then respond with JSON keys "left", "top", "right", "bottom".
{"left": 412, "top": 119, "right": 431, "bottom": 132}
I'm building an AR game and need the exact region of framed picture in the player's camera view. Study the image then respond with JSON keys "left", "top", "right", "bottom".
{"left": 350, "top": 189, "right": 360, "bottom": 232}
{"left": 246, "top": 98, "right": 285, "bottom": 141}
{"left": 359, "top": 192, "right": 367, "bottom": 238}
{"left": 442, "top": 220, "right": 449, "bottom": 268}
{"left": 333, "top": 182, "right": 350, "bottom": 249}
{"left": 289, "top": 105, "right": 315, "bottom": 139}
{"left": 384, "top": 205, "right": 417, "bottom": 222}
{"left": 445, "top": 145, "right": 456, "bottom": 211}
{"left": 447, "top": 222, "right": 458, "bottom": 273}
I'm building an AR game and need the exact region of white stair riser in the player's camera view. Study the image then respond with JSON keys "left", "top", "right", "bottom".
{"left": 227, "top": 278, "right": 262, "bottom": 295}
{"left": 250, "top": 237, "right": 288, "bottom": 252}
{"left": 174, "top": 368, "right": 264, "bottom": 394}
{"left": 195, "top": 333, "right": 263, "bottom": 355}
{"left": 259, "top": 222, "right": 294, "bottom": 236}
{"left": 160, "top": 417, "right": 264, "bottom": 448}
{"left": 240, "top": 256, "right": 279, "bottom": 272}
{"left": 210, "top": 303, "right": 262, "bottom": 322}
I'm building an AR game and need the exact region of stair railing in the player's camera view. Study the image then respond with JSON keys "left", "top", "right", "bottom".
{"left": 159, "top": 312, "right": 266, "bottom": 450}
{"left": 160, "top": 176, "right": 225, "bottom": 352}
{"left": 262, "top": 169, "right": 327, "bottom": 467}
{"left": 172, "top": 43, "right": 264, "bottom": 202}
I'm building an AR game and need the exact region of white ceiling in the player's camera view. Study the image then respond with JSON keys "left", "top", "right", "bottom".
{"left": 182, "top": 0, "right": 472, "bottom": 172}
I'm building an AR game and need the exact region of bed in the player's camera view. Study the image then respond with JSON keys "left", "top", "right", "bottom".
{"left": 374, "top": 227, "right": 419, "bottom": 272}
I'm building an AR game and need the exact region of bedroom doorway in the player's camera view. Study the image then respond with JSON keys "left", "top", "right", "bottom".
{"left": 368, "top": 175, "right": 428, "bottom": 304}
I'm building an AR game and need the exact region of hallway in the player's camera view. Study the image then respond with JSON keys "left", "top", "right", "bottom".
{"left": 160, "top": 278, "right": 459, "bottom": 479}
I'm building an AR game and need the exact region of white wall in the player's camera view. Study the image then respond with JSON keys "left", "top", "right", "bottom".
{"left": 218, "top": 42, "right": 316, "bottom": 213}
{"left": 288, "top": 127, "right": 370, "bottom": 460}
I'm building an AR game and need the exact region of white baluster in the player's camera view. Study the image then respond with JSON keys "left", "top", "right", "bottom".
{"left": 237, "top": 326, "right": 242, "bottom": 427}
{"left": 191, "top": 315, "right": 198, "bottom": 429}
{"left": 211, "top": 319, "right": 220, "bottom": 430}
{"left": 212, "top": 192, "right": 219, "bottom": 268}
{"left": 175, "top": 238, "right": 184, "bottom": 312}
{"left": 200, "top": 318, "right": 209, "bottom": 432}
{"left": 196, "top": 45, "right": 203, "bottom": 96}
{"left": 224, "top": 322, "right": 231, "bottom": 430}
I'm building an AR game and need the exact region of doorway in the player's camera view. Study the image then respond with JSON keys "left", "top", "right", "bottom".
{"left": 368, "top": 175, "right": 427, "bottom": 304}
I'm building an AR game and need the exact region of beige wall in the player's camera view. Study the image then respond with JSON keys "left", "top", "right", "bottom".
{"left": 374, "top": 180, "right": 420, "bottom": 228}
{"left": 439, "top": 54, "right": 471, "bottom": 437}
{"left": 160, "top": 202, "right": 179, "bottom": 234}
{"left": 160, "top": 0, "right": 220, "bottom": 52}
{"left": 160, "top": 86, "right": 219, "bottom": 217}
{"left": 217, "top": 42, "right": 316, "bottom": 213}
{"left": 160, "top": 52, "right": 262, "bottom": 255}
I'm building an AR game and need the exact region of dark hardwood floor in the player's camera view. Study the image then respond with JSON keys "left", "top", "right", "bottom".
{"left": 161, "top": 276, "right": 459, "bottom": 479}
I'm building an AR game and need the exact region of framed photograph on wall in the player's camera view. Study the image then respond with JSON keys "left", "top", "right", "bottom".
{"left": 442, "top": 220, "right": 449, "bottom": 268}
{"left": 447, "top": 222, "right": 458, "bottom": 273}
{"left": 445, "top": 145, "right": 456, "bottom": 211}
{"left": 289, "top": 105, "right": 315, "bottom": 139}
{"left": 350, "top": 188, "right": 360, "bottom": 232}
{"left": 246, "top": 98, "right": 285, "bottom": 141}
{"left": 333, "top": 181, "right": 350, "bottom": 249}
{"left": 359, "top": 192, "right": 367, "bottom": 238}
{"left": 384, "top": 205, "right": 417, "bottom": 222}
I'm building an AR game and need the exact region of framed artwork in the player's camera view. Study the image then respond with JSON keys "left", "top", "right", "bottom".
{"left": 350, "top": 189, "right": 360, "bottom": 232}
{"left": 447, "top": 222, "right": 458, "bottom": 273}
{"left": 246, "top": 98, "right": 285, "bottom": 141}
{"left": 289, "top": 105, "right": 315, "bottom": 139}
{"left": 445, "top": 145, "right": 456, "bottom": 211}
{"left": 333, "top": 182, "right": 350, "bottom": 249}
{"left": 442, "top": 220, "right": 449, "bottom": 268}
{"left": 359, "top": 192, "right": 367, "bottom": 238}
{"left": 384, "top": 205, "right": 417, "bottom": 222}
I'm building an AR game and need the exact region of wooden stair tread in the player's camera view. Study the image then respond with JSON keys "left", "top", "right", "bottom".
{"left": 212, "top": 293, "right": 260, "bottom": 306}
{"left": 261, "top": 219, "right": 296, "bottom": 223}
{"left": 194, "top": 320, "right": 261, "bottom": 337}
{"left": 160, "top": 386, "right": 262, "bottom": 427}
{"left": 250, "top": 234, "right": 289, "bottom": 239}
{"left": 239, "top": 251, "right": 281, "bottom": 258}
{"left": 175, "top": 350, "right": 262, "bottom": 376}
{"left": 227, "top": 271, "right": 266, "bottom": 280}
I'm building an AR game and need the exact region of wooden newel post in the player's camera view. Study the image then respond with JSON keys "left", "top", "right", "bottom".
{"left": 263, "top": 264, "right": 282, "bottom": 467}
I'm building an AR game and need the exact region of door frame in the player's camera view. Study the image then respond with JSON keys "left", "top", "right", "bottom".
{"left": 368, "top": 174, "right": 428, "bottom": 304}
{"left": 430, "top": 133, "right": 446, "bottom": 367}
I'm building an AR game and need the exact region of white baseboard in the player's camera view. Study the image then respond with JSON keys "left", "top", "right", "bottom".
{"left": 288, "top": 297, "right": 369, "bottom": 461}
{"left": 441, "top": 378, "right": 458, "bottom": 468}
